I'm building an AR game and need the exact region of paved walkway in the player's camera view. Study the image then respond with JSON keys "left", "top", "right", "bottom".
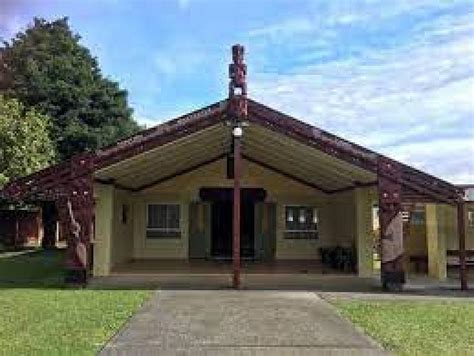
{"left": 100, "top": 290, "right": 387, "bottom": 355}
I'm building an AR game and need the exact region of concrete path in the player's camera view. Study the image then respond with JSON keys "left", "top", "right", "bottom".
{"left": 100, "top": 290, "right": 387, "bottom": 355}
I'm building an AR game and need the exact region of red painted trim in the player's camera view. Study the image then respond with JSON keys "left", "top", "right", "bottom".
{"left": 94, "top": 178, "right": 135, "bottom": 192}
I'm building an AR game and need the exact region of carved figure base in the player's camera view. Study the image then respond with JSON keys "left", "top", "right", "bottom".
{"left": 65, "top": 268, "right": 87, "bottom": 285}
{"left": 381, "top": 270, "right": 406, "bottom": 291}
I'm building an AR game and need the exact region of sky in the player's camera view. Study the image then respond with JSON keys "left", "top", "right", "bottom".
{"left": 1, "top": 0, "right": 473, "bottom": 184}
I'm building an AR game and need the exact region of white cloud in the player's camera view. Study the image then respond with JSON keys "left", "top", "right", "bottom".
{"left": 154, "top": 43, "right": 205, "bottom": 77}
{"left": 248, "top": 1, "right": 474, "bottom": 183}
{"left": 177, "top": 0, "right": 190, "bottom": 10}
{"left": 134, "top": 115, "right": 159, "bottom": 128}
{"left": 248, "top": 18, "right": 314, "bottom": 39}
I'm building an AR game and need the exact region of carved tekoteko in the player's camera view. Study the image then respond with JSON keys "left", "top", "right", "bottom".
{"left": 377, "top": 157, "right": 405, "bottom": 290}
{"left": 228, "top": 44, "right": 247, "bottom": 119}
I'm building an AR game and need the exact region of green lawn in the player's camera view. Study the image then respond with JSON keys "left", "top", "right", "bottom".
{"left": 333, "top": 299, "right": 474, "bottom": 356}
{"left": 0, "top": 249, "right": 150, "bottom": 355}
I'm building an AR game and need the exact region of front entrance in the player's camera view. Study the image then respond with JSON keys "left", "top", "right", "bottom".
{"left": 211, "top": 200, "right": 255, "bottom": 259}
{"left": 200, "top": 188, "right": 266, "bottom": 260}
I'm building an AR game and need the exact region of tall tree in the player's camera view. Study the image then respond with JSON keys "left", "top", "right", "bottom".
{"left": 0, "top": 95, "right": 55, "bottom": 187}
{"left": 0, "top": 17, "right": 139, "bottom": 159}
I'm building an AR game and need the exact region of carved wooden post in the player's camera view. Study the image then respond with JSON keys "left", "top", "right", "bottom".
{"left": 62, "top": 155, "right": 94, "bottom": 284}
{"left": 228, "top": 44, "right": 247, "bottom": 289}
{"left": 41, "top": 201, "right": 58, "bottom": 249}
{"left": 378, "top": 157, "right": 405, "bottom": 291}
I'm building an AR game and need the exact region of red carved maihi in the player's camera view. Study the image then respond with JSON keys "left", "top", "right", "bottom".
{"left": 377, "top": 157, "right": 406, "bottom": 290}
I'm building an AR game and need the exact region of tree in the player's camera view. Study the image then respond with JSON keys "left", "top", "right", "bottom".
{"left": 0, "top": 17, "right": 140, "bottom": 159}
{"left": 0, "top": 95, "right": 56, "bottom": 187}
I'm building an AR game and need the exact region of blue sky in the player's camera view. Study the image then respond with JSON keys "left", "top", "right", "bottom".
{"left": 1, "top": 0, "right": 473, "bottom": 183}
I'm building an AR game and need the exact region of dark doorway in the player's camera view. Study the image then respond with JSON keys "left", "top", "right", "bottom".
{"left": 211, "top": 201, "right": 232, "bottom": 257}
{"left": 202, "top": 188, "right": 264, "bottom": 260}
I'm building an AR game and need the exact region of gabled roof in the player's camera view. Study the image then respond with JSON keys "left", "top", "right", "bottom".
{"left": 0, "top": 97, "right": 462, "bottom": 204}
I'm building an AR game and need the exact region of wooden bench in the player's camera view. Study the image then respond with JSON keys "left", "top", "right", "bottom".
{"left": 446, "top": 250, "right": 474, "bottom": 267}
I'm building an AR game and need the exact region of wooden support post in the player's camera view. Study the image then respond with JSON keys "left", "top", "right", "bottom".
{"left": 458, "top": 201, "right": 468, "bottom": 290}
{"left": 14, "top": 210, "right": 19, "bottom": 248}
{"left": 41, "top": 201, "right": 58, "bottom": 249}
{"left": 232, "top": 135, "right": 242, "bottom": 289}
{"left": 228, "top": 44, "right": 247, "bottom": 289}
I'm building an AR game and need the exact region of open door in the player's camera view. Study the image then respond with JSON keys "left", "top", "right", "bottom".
{"left": 255, "top": 202, "right": 276, "bottom": 261}
{"left": 188, "top": 202, "right": 211, "bottom": 259}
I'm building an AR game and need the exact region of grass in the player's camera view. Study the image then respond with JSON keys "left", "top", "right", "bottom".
{"left": 333, "top": 299, "right": 474, "bottom": 356}
{"left": 0, "top": 249, "right": 151, "bottom": 355}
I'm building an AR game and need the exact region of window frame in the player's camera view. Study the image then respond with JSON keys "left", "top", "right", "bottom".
{"left": 146, "top": 203, "right": 181, "bottom": 239}
{"left": 409, "top": 210, "right": 425, "bottom": 226}
{"left": 283, "top": 204, "right": 319, "bottom": 240}
{"left": 468, "top": 210, "right": 474, "bottom": 228}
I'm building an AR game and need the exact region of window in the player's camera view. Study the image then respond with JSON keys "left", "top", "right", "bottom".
{"left": 121, "top": 204, "right": 129, "bottom": 224}
{"left": 410, "top": 210, "right": 425, "bottom": 226}
{"left": 468, "top": 210, "right": 474, "bottom": 228}
{"left": 284, "top": 206, "right": 318, "bottom": 239}
{"left": 372, "top": 205, "right": 379, "bottom": 231}
{"left": 146, "top": 204, "right": 181, "bottom": 239}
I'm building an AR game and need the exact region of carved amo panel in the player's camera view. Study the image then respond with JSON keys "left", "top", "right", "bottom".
{"left": 2, "top": 154, "right": 95, "bottom": 283}
{"left": 377, "top": 157, "right": 405, "bottom": 288}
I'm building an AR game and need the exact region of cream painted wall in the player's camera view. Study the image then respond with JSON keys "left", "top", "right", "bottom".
{"left": 93, "top": 183, "right": 114, "bottom": 276}
{"left": 130, "top": 158, "right": 347, "bottom": 260}
{"left": 93, "top": 156, "right": 474, "bottom": 276}
{"left": 110, "top": 189, "right": 134, "bottom": 265}
{"left": 329, "top": 190, "right": 356, "bottom": 246}
{"left": 426, "top": 204, "right": 447, "bottom": 280}
{"left": 132, "top": 196, "right": 189, "bottom": 259}
{"left": 354, "top": 187, "right": 377, "bottom": 277}
{"left": 445, "top": 203, "right": 474, "bottom": 251}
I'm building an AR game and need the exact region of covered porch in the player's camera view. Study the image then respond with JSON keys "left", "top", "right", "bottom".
{"left": 92, "top": 114, "right": 382, "bottom": 283}
{"left": 111, "top": 259, "right": 337, "bottom": 275}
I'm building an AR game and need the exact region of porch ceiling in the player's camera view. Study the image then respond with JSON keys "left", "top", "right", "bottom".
{"left": 242, "top": 124, "right": 376, "bottom": 192}
{"left": 94, "top": 120, "right": 376, "bottom": 192}
{"left": 94, "top": 123, "right": 231, "bottom": 189}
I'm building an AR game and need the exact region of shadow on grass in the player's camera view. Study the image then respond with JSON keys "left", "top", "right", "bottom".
{"left": 1, "top": 249, "right": 473, "bottom": 298}
{"left": 0, "top": 248, "right": 66, "bottom": 289}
